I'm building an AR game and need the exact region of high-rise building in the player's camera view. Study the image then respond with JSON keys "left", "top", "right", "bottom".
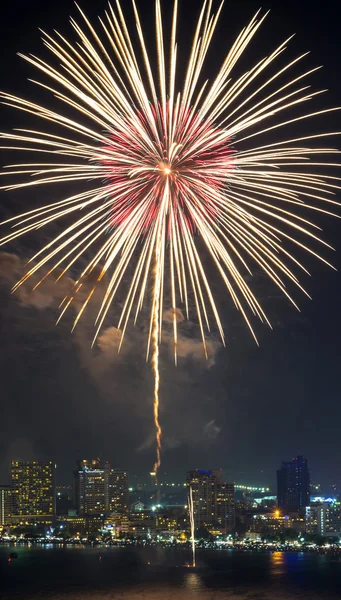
{"left": 186, "top": 470, "right": 216, "bottom": 529}
{"left": 277, "top": 455, "right": 310, "bottom": 512}
{"left": 74, "top": 459, "right": 109, "bottom": 516}
{"left": 327, "top": 503, "right": 341, "bottom": 535}
{"left": 0, "top": 485, "right": 12, "bottom": 527}
{"left": 11, "top": 461, "right": 55, "bottom": 523}
{"left": 73, "top": 459, "right": 99, "bottom": 513}
{"left": 305, "top": 503, "right": 325, "bottom": 535}
{"left": 306, "top": 501, "right": 341, "bottom": 537}
{"left": 186, "top": 469, "right": 235, "bottom": 534}
{"left": 109, "top": 469, "right": 128, "bottom": 515}
{"left": 73, "top": 460, "right": 128, "bottom": 517}
{"left": 216, "top": 481, "right": 235, "bottom": 534}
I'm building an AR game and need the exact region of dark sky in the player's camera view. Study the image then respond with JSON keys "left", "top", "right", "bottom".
{"left": 0, "top": 1, "right": 340, "bottom": 491}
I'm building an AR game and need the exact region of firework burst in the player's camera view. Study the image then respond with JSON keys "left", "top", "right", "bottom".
{"left": 0, "top": 1, "right": 340, "bottom": 474}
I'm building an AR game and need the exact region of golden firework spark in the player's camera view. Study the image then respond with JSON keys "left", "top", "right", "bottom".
{"left": 0, "top": 1, "right": 340, "bottom": 474}
{"left": 152, "top": 247, "right": 162, "bottom": 477}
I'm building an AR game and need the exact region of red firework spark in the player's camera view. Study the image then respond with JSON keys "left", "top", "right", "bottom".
{"left": 101, "top": 102, "right": 235, "bottom": 235}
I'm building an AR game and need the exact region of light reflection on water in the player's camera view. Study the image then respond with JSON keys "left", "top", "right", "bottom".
{"left": 1, "top": 545, "right": 341, "bottom": 600}
{"left": 185, "top": 570, "right": 203, "bottom": 592}
{"left": 270, "top": 550, "right": 287, "bottom": 576}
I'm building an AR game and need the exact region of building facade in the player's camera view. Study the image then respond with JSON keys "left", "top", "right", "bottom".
{"left": 73, "top": 459, "right": 128, "bottom": 517}
{"left": 129, "top": 508, "right": 156, "bottom": 538}
{"left": 11, "top": 461, "right": 55, "bottom": 523}
{"left": 306, "top": 504, "right": 324, "bottom": 535}
{"left": 216, "top": 482, "right": 235, "bottom": 534}
{"left": 74, "top": 459, "right": 109, "bottom": 516}
{"left": 186, "top": 469, "right": 235, "bottom": 534}
{"left": 277, "top": 455, "right": 310, "bottom": 512}
{"left": 0, "top": 485, "right": 12, "bottom": 527}
{"left": 108, "top": 469, "right": 129, "bottom": 514}
{"left": 250, "top": 513, "right": 292, "bottom": 537}
{"left": 306, "top": 502, "right": 341, "bottom": 537}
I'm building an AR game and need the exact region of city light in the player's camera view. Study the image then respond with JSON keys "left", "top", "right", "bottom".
{"left": 2, "top": 456, "right": 341, "bottom": 554}
{"left": 235, "top": 485, "right": 270, "bottom": 493}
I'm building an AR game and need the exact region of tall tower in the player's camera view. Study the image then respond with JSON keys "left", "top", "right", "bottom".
{"left": 216, "top": 481, "right": 235, "bottom": 534}
{"left": 73, "top": 459, "right": 109, "bottom": 516}
{"left": 277, "top": 455, "right": 310, "bottom": 512}
{"left": 73, "top": 460, "right": 128, "bottom": 517}
{"left": 186, "top": 469, "right": 235, "bottom": 533}
{"left": 11, "top": 461, "right": 55, "bottom": 523}
{"left": 108, "top": 469, "right": 129, "bottom": 515}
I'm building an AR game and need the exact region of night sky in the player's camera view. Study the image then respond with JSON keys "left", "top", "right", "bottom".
{"left": 0, "top": 1, "right": 340, "bottom": 490}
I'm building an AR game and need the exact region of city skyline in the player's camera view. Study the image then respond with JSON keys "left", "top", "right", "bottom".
{"left": 2, "top": 458, "right": 341, "bottom": 545}
{"left": 0, "top": 453, "right": 340, "bottom": 495}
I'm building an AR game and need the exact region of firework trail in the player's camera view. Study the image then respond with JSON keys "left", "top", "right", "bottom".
{"left": 152, "top": 248, "right": 162, "bottom": 477}
{"left": 188, "top": 486, "right": 196, "bottom": 568}
{"left": 0, "top": 1, "right": 340, "bottom": 473}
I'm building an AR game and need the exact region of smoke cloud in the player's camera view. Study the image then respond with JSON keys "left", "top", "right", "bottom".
{"left": 0, "top": 250, "right": 224, "bottom": 481}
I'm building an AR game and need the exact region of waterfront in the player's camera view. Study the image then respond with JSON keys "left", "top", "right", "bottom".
{"left": 2, "top": 545, "right": 341, "bottom": 599}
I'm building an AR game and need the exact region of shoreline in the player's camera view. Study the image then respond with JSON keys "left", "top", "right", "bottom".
{"left": 1, "top": 539, "right": 341, "bottom": 558}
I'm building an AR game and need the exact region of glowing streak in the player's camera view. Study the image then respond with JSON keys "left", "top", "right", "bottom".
{"left": 152, "top": 248, "right": 162, "bottom": 477}
{"left": 188, "top": 486, "right": 196, "bottom": 568}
